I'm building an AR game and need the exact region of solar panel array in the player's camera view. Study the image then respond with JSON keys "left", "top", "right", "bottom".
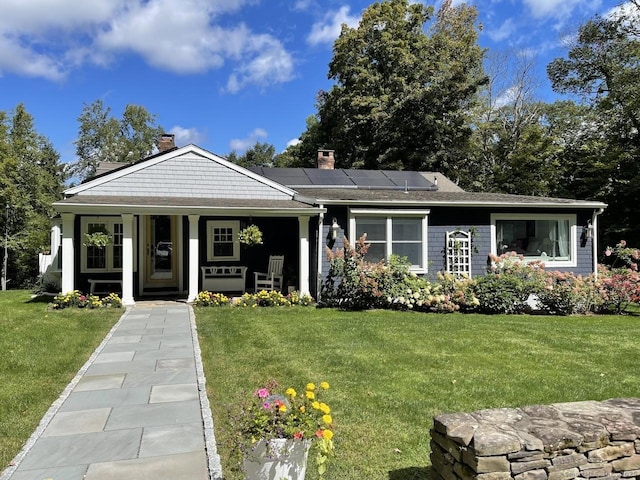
{"left": 250, "top": 167, "right": 436, "bottom": 190}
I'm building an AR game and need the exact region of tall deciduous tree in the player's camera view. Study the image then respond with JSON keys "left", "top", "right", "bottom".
{"left": 547, "top": 3, "right": 640, "bottom": 245}
{"left": 226, "top": 142, "right": 277, "bottom": 168}
{"left": 73, "top": 100, "right": 163, "bottom": 180}
{"left": 0, "top": 104, "right": 65, "bottom": 288}
{"left": 289, "top": 0, "right": 487, "bottom": 172}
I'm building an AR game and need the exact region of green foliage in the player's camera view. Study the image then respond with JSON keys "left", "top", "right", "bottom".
{"left": 237, "top": 224, "right": 263, "bottom": 246}
{"left": 288, "top": 0, "right": 486, "bottom": 172}
{"left": 226, "top": 142, "right": 276, "bottom": 168}
{"left": 0, "top": 104, "right": 65, "bottom": 288}
{"left": 73, "top": 100, "right": 164, "bottom": 180}
{"left": 547, "top": 5, "right": 640, "bottom": 245}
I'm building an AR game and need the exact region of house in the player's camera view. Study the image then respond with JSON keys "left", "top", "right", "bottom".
{"left": 45, "top": 137, "right": 607, "bottom": 305}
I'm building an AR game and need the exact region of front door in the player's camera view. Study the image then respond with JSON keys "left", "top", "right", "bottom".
{"left": 145, "top": 215, "right": 178, "bottom": 291}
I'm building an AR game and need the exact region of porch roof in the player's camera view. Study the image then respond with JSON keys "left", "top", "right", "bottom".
{"left": 53, "top": 194, "right": 322, "bottom": 216}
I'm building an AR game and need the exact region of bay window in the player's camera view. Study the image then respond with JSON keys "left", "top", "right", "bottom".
{"left": 491, "top": 214, "right": 576, "bottom": 267}
{"left": 349, "top": 209, "right": 429, "bottom": 271}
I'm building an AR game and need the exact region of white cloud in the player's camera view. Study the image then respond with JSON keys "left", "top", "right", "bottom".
{"left": 169, "top": 126, "right": 207, "bottom": 146}
{"left": 286, "top": 138, "right": 301, "bottom": 148}
{"left": 487, "top": 18, "right": 515, "bottom": 42}
{"left": 307, "top": 6, "right": 360, "bottom": 46}
{"left": 293, "top": 0, "right": 314, "bottom": 11}
{"left": 229, "top": 128, "right": 268, "bottom": 152}
{"left": 522, "top": 0, "right": 603, "bottom": 21}
{"left": 0, "top": 0, "right": 295, "bottom": 92}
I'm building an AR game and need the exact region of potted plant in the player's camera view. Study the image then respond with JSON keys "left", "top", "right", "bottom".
{"left": 236, "top": 380, "right": 335, "bottom": 480}
{"left": 83, "top": 227, "right": 112, "bottom": 248}
{"left": 238, "top": 224, "right": 263, "bottom": 247}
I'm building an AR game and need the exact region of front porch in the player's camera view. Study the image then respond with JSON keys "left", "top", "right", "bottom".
{"left": 58, "top": 213, "right": 317, "bottom": 306}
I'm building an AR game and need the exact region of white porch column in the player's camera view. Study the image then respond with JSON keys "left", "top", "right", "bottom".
{"left": 298, "top": 216, "right": 310, "bottom": 295}
{"left": 187, "top": 214, "right": 200, "bottom": 303}
{"left": 121, "top": 214, "right": 135, "bottom": 306}
{"left": 61, "top": 213, "right": 75, "bottom": 293}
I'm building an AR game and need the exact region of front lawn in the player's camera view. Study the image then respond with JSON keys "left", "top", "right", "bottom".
{"left": 196, "top": 307, "right": 640, "bottom": 480}
{"left": 0, "top": 291, "right": 121, "bottom": 470}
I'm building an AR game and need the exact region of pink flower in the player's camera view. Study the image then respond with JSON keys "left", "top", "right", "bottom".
{"left": 605, "top": 249, "right": 612, "bottom": 257}
{"left": 620, "top": 240, "right": 627, "bottom": 247}
{"left": 256, "top": 388, "right": 269, "bottom": 398}
{"left": 263, "top": 402, "right": 270, "bottom": 409}
{"left": 80, "top": 295, "right": 86, "bottom": 301}
{"left": 632, "top": 263, "right": 638, "bottom": 271}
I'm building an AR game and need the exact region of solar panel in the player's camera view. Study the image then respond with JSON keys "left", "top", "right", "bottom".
{"left": 383, "top": 171, "right": 434, "bottom": 188}
{"left": 346, "top": 170, "right": 395, "bottom": 187}
{"left": 304, "top": 169, "right": 354, "bottom": 185}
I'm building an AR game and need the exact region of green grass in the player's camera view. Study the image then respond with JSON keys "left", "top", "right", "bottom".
{"left": 196, "top": 307, "right": 640, "bottom": 480}
{"left": 0, "top": 291, "right": 122, "bottom": 469}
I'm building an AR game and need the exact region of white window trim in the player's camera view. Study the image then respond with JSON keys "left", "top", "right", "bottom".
{"left": 490, "top": 213, "right": 577, "bottom": 268}
{"left": 349, "top": 209, "right": 430, "bottom": 273}
{"left": 206, "top": 220, "right": 240, "bottom": 261}
{"left": 80, "top": 217, "right": 127, "bottom": 273}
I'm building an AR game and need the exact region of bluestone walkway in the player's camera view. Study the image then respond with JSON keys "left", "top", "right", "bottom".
{"left": 1, "top": 302, "right": 223, "bottom": 480}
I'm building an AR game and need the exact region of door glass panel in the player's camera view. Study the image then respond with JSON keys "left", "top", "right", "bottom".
{"left": 150, "top": 216, "right": 173, "bottom": 280}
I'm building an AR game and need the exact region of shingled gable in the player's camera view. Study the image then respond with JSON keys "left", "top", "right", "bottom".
{"left": 63, "top": 144, "right": 297, "bottom": 201}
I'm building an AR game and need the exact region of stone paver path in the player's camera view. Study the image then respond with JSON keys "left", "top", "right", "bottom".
{"left": 1, "top": 302, "right": 222, "bottom": 480}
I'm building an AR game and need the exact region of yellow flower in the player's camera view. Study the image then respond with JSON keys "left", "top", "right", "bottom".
{"left": 319, "top": 402, "right": 331, "bottom": 414}
{"left": 312, "top": 401, "right": 320, "bottom": 410}
{"left": 305, "top": 391, "right": 315, "bottom": 400}
{"left": 279, "top": 404, "right": 287, "bottom": 413}
{"left": 306, "top": 383, "right": 315, "bottom": 391}
{"left": 285, "top": 388, "right": 296, "bottom": 398}
{"left": 320, "top": 381, "right": 330, "bottom": 390}
{"left": 322, "top": 429, "right": 334, "bottom": 441}
{"left": 322, "top": 414, "right": 332, "bottom": 424}
{"left": 300, "top": 405, "right": 306, "bottom": 413}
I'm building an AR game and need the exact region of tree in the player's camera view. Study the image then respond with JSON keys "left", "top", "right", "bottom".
{"left": 73, "top": 100, "right": 163, "bottom": 180}
{"left": 0, "top": 104, "right": 65, "bottom": 288}
{"left": 226, "top": 142, "right": 277, "bottom": 168}
{"left": 547, "top": 3, "right": 640, "bottom": 245}
{"left": 465, "top": 51, "right": 560, "bottom": 195}
{"left": 291, "top": 0, "right": 487, "bottom": 173}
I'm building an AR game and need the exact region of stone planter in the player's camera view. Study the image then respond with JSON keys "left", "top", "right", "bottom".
{"left": 243, "top": 438, "right": 312, "bottom": 480}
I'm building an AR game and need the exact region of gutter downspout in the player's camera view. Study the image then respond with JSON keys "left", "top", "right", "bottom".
{"left": 317, "top": 207, "right": 324, "bottom": 302}
{"left": 592, "top": 208, "right": 605, "bottom": 279}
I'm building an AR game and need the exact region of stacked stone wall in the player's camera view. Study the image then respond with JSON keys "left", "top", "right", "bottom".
{"left": 431, "top": 399, "right": 640, "bottom": 480}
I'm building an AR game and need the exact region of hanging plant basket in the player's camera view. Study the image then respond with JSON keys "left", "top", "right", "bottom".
{"left": 238, "top": 224, "right": 263, "bottom": 247}
{"left": 83, "top": 229, "right": 112, "bottom": 248}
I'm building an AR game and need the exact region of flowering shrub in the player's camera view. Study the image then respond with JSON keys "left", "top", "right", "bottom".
{"left": 237, "top": 224, "right": 263, "bottom": 246}
{"left": 287, "top": 290, "right": 314, "bottom": 306}
{"left": 597, "top": 240, "right": 640, "bottom": 313}
{"left": 237, "top": 290, "right": 291, "bottom": 307}
{"left": 536, "top": 271, "right": 599, "bottom": 315}
{"left": 51, "top": 290, "right": 122, "bottom": 309}
{"left": 234, "top": 380, "right": 335, "bottom": 478}
{"left": 193, "top": 291, "right": 230, "bottom": 307}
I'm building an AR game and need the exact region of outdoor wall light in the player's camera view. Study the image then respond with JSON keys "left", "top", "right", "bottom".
{"left": 331, "top": 218, "right": 340, "bottom": 240}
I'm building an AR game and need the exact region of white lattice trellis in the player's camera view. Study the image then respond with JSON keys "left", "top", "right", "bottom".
{"left": 445, "top": 230, "right": 472, "bottom": 278}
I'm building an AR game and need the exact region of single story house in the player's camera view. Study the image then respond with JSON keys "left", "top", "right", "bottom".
{"left": 45, "top": 135, "right": 607, "bottom": 305}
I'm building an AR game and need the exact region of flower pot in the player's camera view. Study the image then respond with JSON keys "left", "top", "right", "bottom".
{"left": 243, "top": 438, "right": 312, "bottom": 480}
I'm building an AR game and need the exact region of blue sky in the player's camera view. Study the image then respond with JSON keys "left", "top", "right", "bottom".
{"left": 0, "top": 0, "right": 623, "bottom": 167}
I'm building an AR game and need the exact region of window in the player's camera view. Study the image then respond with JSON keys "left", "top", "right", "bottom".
{"left": 350, "top": 209, "right": 429, "bottom": 271}
{"left": 207, "top": 220, "right": 240, "bottom": 261}
{"left": 81, "top": 218, "right": 125, "bottom": 272}
{"left": 491, "top": 214, "right": 577, "bottom": 267}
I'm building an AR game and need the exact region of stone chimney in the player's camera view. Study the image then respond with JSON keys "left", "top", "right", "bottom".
{"left": 317, "top": 149, "right": 335, "bottom": 169}
{"left": 158, "top": 133, "right": 176, "bottom": 152}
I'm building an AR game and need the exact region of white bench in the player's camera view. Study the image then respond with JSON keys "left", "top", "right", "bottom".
{"left": 201, "top": 266, "right": 247, "bottom": 292}
{"left": 88, "top": 279, "right": 123, "bottom": 295}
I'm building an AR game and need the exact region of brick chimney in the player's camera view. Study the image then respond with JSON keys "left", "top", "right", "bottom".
{"left": 317, "top": 149, "right": 335, "bottom": 169}
{"left": 158, "top": 133, "right": 176, "bottom": 152}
